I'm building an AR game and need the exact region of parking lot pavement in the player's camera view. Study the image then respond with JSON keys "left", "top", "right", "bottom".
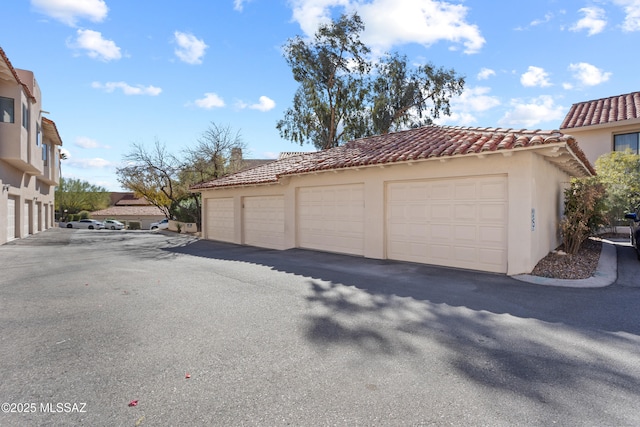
{"left": 1, "top": 229, "right": 640, "bottom": 426}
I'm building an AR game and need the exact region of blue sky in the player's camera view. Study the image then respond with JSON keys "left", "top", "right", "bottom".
{"left": 2, "top": 0, "right": 639, "bottom": 190}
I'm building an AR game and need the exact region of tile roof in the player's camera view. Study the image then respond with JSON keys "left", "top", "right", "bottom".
{"left": 41, "top": 117, "right": 63, "bottom": 146}
{"left": 560, "top": 91, "right": 640, "bottom": 129}
{"left": 191, "top": 125, "right": 594, "bottom": 190}
{"left": 90, "top": 205, "right": 166, "bottom": 217}
{"left": 0, "top": 46, "right": 36, "bottom": 101}
{"left": 114, "top": 193, "right": 151, "bottom": 206}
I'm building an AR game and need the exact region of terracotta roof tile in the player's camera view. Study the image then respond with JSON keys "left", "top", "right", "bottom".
{"left": 91, "top": 206, "right": 166, "bottom": 217}
{"left": 0, "top": 46, "right": 36, "bottom": 101}
{"left": 191, "top": 125, "right": 594, "bottom": 190}
{"left": 41, "top": 117, "right": 63, "bottom": 146}
{"left": 560, "top": 91, "right": 640, "bottom": 129}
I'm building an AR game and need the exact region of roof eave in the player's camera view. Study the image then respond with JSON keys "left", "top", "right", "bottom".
{"left": 561, "top": 117, "right": 640, "bottom": 132}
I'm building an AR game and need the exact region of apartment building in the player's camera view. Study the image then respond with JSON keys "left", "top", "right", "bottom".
{"left": 0, "top": 47, "right": 63, "bottom": 244}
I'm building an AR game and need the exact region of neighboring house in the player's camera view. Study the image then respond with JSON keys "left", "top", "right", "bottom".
{"left": 560, "top": 90, "right": 640, "bottom": 165}
{"left": 0, "top": 47, "right": 63, "bottom": 245}
{"left": 91, "top": 193, "right": 165, "bottom": 230}
{"left": 191, "top": 125, "right": 594, "bottom": 275}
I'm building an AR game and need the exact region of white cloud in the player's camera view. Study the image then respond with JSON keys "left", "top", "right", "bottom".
{"left": 568, "top": 62, "right": 612, "bottom": 86}
{"left": 234, "top": 0, "right": 253, "bottom": 11}
{"left": 92, "top": 81, "right": 162, "bottom": 96}
{"left": 74, "top": 136, "right": 111, "bottom": 149}
{"left": 289, "top": 0, "right": 485, "bottom": 54}
{"left": 249, "top": 96, "right": 276, "bottom": 112}
{"left": 67, "top": 157, "right": 114, "bottom": 169}
{"left": 612, "top": 0, "right": 640, "bottom": 31}
{"left": 477, "top": 68, "right": 496, "bottom": 80}
{"left": 520, "top": 66, "right": 552, "bottom": 87}
{"left": 31, "top": 0, "right": 108, "bottom": 26}
{"left": 174, "top": 31, "right": 208, "bottom": 64}
{"left": 194, "top": 93, "right": 225, "bottom": 109}
{"left": 69, "top": 29, "right": 121, "bottom": 61}
{"left": 530, "top": 12, "right": 554, "bottom": 27}
{"left": 498, "top": 95, "right": 565, "bottom": 128}
{"left": 435, "top": 86, "right": 501, "bottom": 125}
{"left": 570, "top": 7, "right": 607, "bottom": 35}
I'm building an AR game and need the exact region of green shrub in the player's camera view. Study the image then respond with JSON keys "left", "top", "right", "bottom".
{"left": 595, "top": 150, "right": 640, "bottom": 229}
{"left": 128, "top": 221, "right": 141, "bottom": 230}
{"left": 78, "top": 211, "right": 90, "bottom": 220}
{"left": 560, "top": 177, "right": 607, "bottom": 254}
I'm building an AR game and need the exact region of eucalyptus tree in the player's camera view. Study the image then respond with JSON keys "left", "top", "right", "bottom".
{"left": 370, "top": 53, "right": 464, "bottom": 135}
{"left": 278, "top": 13, "right": 465, "bottom": 149}
{"left": 277, "top": 13, "right": 371, "bottom": 150}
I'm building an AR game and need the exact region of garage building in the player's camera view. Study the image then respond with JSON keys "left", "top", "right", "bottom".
{"left": 191, "top": 126, "right": 594, "bottom": 275}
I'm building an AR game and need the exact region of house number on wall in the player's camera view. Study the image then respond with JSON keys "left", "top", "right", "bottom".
{"left": 531, "top": 208, "right": 536, "bottom": 231}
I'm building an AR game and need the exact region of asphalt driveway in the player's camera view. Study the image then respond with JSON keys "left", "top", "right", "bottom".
{"left": 1, "top": 229, "right": 639, "bottom": 426}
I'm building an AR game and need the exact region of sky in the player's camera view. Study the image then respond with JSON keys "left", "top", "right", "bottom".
{"left": 1, "top": 0, "right": 639, "bottom": 191}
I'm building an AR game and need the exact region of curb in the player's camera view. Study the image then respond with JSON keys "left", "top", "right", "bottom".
{"left": 511, "top": 242, "right": 617, "bottom": 288}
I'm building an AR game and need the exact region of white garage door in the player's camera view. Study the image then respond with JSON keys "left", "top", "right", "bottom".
{"left": 243, "top": 195, "right": 285, "bottom": 250}
{"left": 297, "top": 184, "right": 364, "bottom": 256}
{"left": 387, "top": 176, "right": 507, "bottom": 273}
{"left": 24, "top": 201, "right": 30, "bottom": 236}
{"left": 34, "top": 202, "right": 40, "bottom": 233}
{"left": 7, "top": 197, "right": 16, "bottom": 241}
{"left": 206, "top": 198, "right": 234, "bottom": 243}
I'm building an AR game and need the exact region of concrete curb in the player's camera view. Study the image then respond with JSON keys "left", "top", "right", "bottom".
{"left": 511, "top": 242, "right": 617, "bottom": 288}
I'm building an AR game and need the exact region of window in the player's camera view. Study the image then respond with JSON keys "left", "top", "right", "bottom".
{"left": 42, "top": 143, "right": 48, "bottom": 166}
{"left": 36, "top": 122, "right": 41, "bottom": 146}
{"left": 614, "top": 132, "right": 639, "bottom": 154}
{"left": 0, "top": 96, "right": 14, "bottom": 123}
{"left": 22, "top": 103, "right": 29, "bottom": 130}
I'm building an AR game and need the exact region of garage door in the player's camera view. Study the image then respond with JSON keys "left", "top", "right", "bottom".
{"left": 387, "top": 176, "right": 507, "bottom": 273}
{"left": 243, "top": 196, "right": 285, "bottom": 249}
{"left": 206, "top": 198, "right": 234, "bottom": 242}
{"left": 7, "top": 197, "right": 16, "bottom": 241}
{"left": 297, "top": 184, "right": 364, "bottom": 256}
{"left": 24, "top": 201, "right": 30, "bottom": 236}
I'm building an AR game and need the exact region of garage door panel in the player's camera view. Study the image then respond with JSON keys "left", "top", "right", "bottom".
{"left": 387, "top": 176, "right": 507, "bottom": 273}
{"left": 453, "top": 204, "right": 476, "bottom": 220}
{"left": 480, "top": 204, "right": 506, "bottom": 222}
{"left": 243, "top": 196, "right": 285, "bottom": 249}
{"left": 7, "top": 198, "right": 16, "bottom": 241}
{"left": 455, "top": 182, "right": 476, "bottom": 199}
{"left": 455, "top": 246, "right": 476, "bottom": 263}
{"left": 479, "top": 226, "right": 506, "bottom": 246}
{"left": 480, "top": 181, "right": 507, "bottom": 199}
{"left": 298, "top": 184, "right": 364, "bottom": 256}
{"left": 431, "top": 183, "right": 451, "bottom": 199}
{"left": 454, "top": 225, "right": 476, "bottom": 242}
{"left": 206, "top": 198, "right": 234, "bottom": 243}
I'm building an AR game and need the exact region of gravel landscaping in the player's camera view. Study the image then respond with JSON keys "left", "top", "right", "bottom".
{"left": 529, "top": 236, "right": 625, "bottom": 280}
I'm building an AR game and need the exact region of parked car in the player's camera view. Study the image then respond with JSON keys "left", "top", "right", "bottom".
{"left": 150, "top": 218, "right": 169, "bottom": 230}
{"left": 63, "top": 219, "right": 105, "bottom": 230}
{"left": 103, "top": 219, "right": 125, "bottom": 230}
{"left": 625, "top": 208, "right": 640, "bottom": 259}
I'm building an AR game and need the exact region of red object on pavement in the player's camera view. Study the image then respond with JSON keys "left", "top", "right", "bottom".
{"left": 128, "top": 400, "right": 138, "bottom": 407}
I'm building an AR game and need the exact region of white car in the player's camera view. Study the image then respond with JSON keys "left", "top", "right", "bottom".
{"left": 103, "top": 219, "right": 125, "bottom": 230}
{"left": 150, "top": 218, "right": 169, "bottom": 230}
{"left": 64, "top": 219, "right": 105, "bottom": 230}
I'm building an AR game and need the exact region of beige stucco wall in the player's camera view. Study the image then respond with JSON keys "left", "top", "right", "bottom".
{"left": 0, "top": 161, "right": 56, "bottom": 244}
{"left": 531, "top": 153, "right": 569, "bottom": 265}
{"left": 565, "top": 119, "right": 640, "bottom": 166}
{"left": 0, "top": 67, "right": 59, "bottom": 245}
{"left": 199, "top": 150, "right": 574, "bottom": 276}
